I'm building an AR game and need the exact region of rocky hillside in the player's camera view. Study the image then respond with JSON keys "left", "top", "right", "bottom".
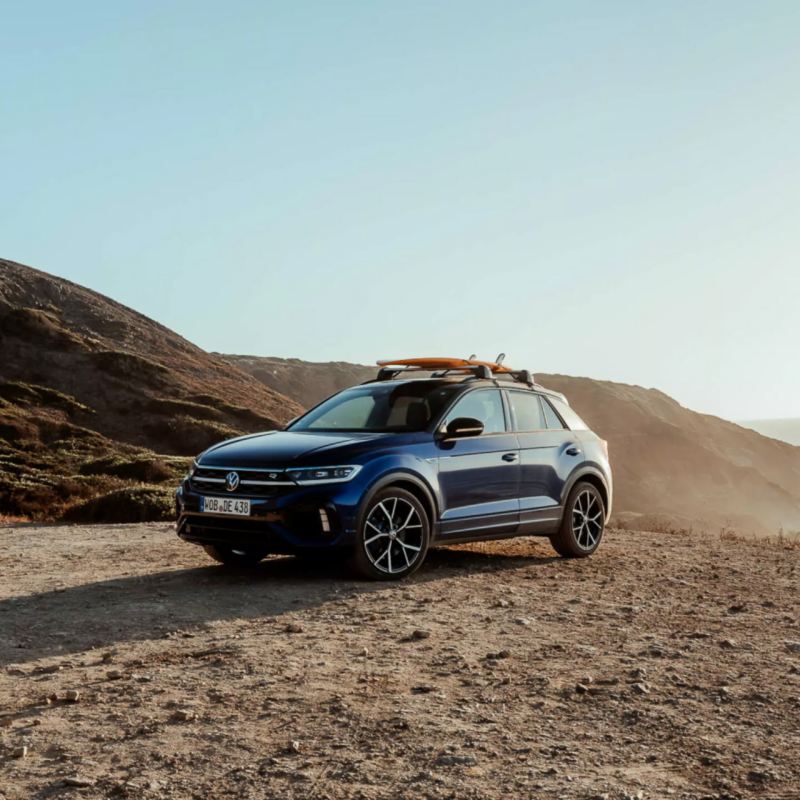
{"left": 0, "top": 259, "right": 302, "bottom": 520}
{"left": 229, "top": 356, "right": 800, "bottom": 535}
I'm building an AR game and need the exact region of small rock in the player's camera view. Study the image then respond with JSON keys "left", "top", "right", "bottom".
{"left": 107, "top": 670, "right": 125, "bottom": 680}
{"left": 411, "top": 685, "right": 434, "bottom": 694}
{"left": 436, "top": 753, "right": 478, "bottom": 767}
{"left": 493, "top": 599, "right": 511, "bottom": 608}
{"left": 728, "top": 602, "right": 747, "bottom": 613}
{"left": 747, "top": 769, "right": 773, "bottom": 783}
{"left": 63, "top": 776, "right": 96, "bottom": 788}
{"left": 486, "top": 649, "right": 511, "bottom": 660}
{"left": 784, "top": 641, "right": 800, "bottom": 654}
{"left": 64, "top": 690, "right": 80, "bottom": 703}
{"left": 514, "top": 617, "right": 531, "bottom": 626}
{"left": 13, "top": 746, "right": 28, "bottom": 759}
{"left": 631, "top": 682, "right": 650, "bottom": 695}
{"left": 629, "top": 667, "right": 647, "bottom": 680}
{"left": 408, "top": 629, "right": 430, "bottom": 641}
{"left": 288, "top": 739, "right": 302, "bottom": 754}
{"left": 171, "top": 709, "right": 197, "bottom": 722}
{"left": 719, "top": 638, "right": 737, "bottom": 650}
{"left": 284, "top": 622, "right": 304, "bottom": 634}
{"left": 575, "top": 683, "right": 589, "bottom": 694}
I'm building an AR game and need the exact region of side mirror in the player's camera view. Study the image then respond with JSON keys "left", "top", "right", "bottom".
{"left": 442, "top": 417, "right": 484, "bottom": 439}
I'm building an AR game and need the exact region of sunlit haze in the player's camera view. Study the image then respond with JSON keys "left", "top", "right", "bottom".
{"left": 2, "top": 2, "right": 798, "bottom": 420}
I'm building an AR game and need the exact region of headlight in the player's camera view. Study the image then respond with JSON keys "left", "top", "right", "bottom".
{"left": 285, "top": 465, "right": 362, "bottom": 484}
{"left": 182, "top": 460, "right": 197, "bottom": 483}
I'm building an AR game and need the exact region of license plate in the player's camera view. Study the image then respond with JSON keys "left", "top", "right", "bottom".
{"left": 201, "top": 496, "right": 251, "bottom": 516}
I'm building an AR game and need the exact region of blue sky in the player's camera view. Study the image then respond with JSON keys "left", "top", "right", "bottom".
{"left": 2, "top": 2, "right": 798, "bottom": 420}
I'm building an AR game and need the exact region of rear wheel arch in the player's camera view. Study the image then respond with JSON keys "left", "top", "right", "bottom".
{"left": 562, "top": 468, "right": 609, "bottom": 519}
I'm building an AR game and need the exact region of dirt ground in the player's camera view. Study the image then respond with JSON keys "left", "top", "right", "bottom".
{"left": 1, "top": 523, "right": 798, "bottom": 800}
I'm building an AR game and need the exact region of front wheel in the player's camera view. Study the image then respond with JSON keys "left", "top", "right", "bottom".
{"left": 203, "top": 544, "right": 269, "bottom": 567}
{"left": 352, "top": 488, "right": 430, "bottom": 580}
{"left": 550, "top": 482, "right": 606, "bottom": 558}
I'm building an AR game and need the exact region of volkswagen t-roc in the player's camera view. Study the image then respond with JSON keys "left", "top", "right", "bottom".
{"left": 175, "top": 361, "right": 612, "bottom": 580}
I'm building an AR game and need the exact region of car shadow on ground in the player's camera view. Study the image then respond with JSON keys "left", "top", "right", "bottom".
{"left": 0, "top": 546, "right": 560, "bottom": 665}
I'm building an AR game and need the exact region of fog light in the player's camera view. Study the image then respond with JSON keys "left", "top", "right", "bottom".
{"left": 319, "top": 508, "right": 331, "bottom": 533}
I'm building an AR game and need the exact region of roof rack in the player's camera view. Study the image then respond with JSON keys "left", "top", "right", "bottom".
{"left": 375, "top": 363, "right": 492, "bottom": 381}
{"left": 368, "top": 356, "right": 535, "bottom": 388}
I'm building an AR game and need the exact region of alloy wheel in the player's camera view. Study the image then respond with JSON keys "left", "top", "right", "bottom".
{"left": 363, "top": 496, "right": 424, "bottom": 575}
{"left": 571, "top": 489, "right": 603, "bottom": 550}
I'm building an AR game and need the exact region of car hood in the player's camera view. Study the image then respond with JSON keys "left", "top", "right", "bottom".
{"left": 198, "top": 430, "right": 389, "bottom": 468}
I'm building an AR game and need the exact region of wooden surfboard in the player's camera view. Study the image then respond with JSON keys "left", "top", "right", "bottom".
{"left": 376, "top": 357, "right": 513, "bottom": 374}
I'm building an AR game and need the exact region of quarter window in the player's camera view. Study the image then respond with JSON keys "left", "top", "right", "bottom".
{"left": 508, "top": 391, "right": 545, "bottom": 431}
{"left": 541, "top": 397, "right": 566, "bottom": 430}
{"left": 549, "top": 397, "right": 588, "bottom": 431}
{"left": 444, "top": 389, "right": 506, "bottom": 434}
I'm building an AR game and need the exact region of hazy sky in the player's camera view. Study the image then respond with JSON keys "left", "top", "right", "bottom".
{"left": 2, "top": 2, "right": 799, "bottom": 420}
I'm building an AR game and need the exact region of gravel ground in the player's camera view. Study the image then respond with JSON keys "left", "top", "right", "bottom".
{"left": 1, "top": 523, "right": 798, "bottom": 799}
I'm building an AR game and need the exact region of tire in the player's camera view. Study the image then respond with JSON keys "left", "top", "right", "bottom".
{"left": 203, "top": 544, "right": 269, "bottom": 567}
{"left": 352, "top": 487, "right": 430, "bottom": 580}
{"left": 550, "top": 481, "right": 606, "bottom": 558}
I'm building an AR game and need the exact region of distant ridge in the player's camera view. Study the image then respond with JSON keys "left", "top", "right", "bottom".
{"left": 739, "top": 418, "right": 800, "bottom": 447}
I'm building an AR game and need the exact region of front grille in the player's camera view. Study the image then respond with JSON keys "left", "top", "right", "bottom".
{"left": 190, "top": 466, "right": 294, "bottom": 497}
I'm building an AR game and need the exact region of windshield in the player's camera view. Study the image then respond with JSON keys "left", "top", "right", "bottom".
{"left": 288, "top": 382, "right": 462, "bottom": 433}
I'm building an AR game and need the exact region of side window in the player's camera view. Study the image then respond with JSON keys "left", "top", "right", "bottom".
{"left": 508, "top": 391, "right": 545, "bottom": 431}
{"left": 541, "top": 397, "right": 566, "bottom": 430}
{"left": 444, "top": 389, "right": 506, "bottom": 434}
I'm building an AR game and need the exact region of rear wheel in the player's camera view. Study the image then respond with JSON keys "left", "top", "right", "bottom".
{"left": 203, "top": 544, "right": 269, "bottom": 567}
{"left": 352, "top": 488, "right": 430, "bottom": 580}
{"left": 550, "top": 482, "right": 605, "bottom": 558}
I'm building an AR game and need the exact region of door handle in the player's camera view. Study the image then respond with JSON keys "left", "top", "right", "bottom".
{"left": 566, "top": 446, "right": 582, "bottom": 456}
{"left": 502, "top": 452, "right": 519, "bottom": 462}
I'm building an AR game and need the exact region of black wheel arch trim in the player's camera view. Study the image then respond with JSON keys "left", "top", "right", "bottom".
{"left": 357, "top": 471, "right": 439, "bottom": 533}
{"left": 561, "top": 466, "right": 611, "bottom": 521}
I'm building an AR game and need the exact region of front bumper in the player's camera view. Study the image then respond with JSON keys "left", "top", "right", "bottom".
{"left": 175, "top": 478, "right": 361, "bottom": 553}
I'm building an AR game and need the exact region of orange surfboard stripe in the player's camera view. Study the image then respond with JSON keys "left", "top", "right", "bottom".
{"left": 376, "top": 357, "right": 513, "bottom": 374}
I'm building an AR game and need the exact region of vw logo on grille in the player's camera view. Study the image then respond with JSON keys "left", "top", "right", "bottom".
{"left": 225, "top": 471, "right": 240, "bottom": 492}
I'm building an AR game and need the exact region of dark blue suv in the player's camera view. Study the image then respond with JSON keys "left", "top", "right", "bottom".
{"left": 176, "top": 365, "right": 612, "bottom": 579}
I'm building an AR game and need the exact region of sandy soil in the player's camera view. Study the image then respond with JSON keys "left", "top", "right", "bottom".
{"left": 1, "top": 524, "right": 798, "bottom": 799}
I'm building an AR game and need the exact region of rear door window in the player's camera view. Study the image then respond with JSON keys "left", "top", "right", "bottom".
{"left": 507, "top": 391, "right": 546, "bottom": 431}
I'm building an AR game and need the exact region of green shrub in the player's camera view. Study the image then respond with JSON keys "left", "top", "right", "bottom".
{"left": 79, "top": 455, "right": 181, "bottom": 483}
{"left": 91, "top": 350, "right": 169, "bottom": 386}
{"left": 140, "top": 397, "right": 223, "bottom": 421}
{"left": 61, "top": 485, "right": 175, "bottom": 523}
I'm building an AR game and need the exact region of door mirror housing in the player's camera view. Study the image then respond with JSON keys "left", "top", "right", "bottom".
{"left": 442, "top": 417, "right": 484, "bottom": 439}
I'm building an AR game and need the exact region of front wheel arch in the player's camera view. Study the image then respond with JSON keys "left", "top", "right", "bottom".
{"left": 357, "top": 472, "right": 438, "bottom": 535}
